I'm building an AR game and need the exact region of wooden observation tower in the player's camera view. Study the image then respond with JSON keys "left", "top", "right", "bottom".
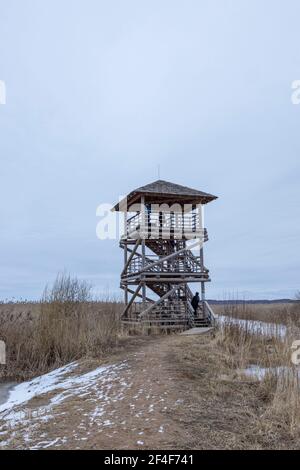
{"left": 112, "top": 180, "right": 217, "bottom": 330}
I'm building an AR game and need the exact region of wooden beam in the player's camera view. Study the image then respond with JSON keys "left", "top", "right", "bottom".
{"left": 121, "top": 285, "right": 154, "bottom": 303}
{"left": 121, "top": 283, "right": 142, "bottom": 319}
{"left": 204, "top": 301, "right": 216, "bottom": 326}
{"left": 124, "top": 208, "right": 128, "bottom": 304}
{"left": 122, "top": 275, "right": 211, "bottom": 283}
{"left": 135, "top": 239, "right": 201, "bottom": 275}
{"left": 140, "top": 285, "right": 180, "bottom": 318}
{"left": 121, "top": 238, "right": 141, "bottom": 276}
{"left": 141, "top": 195, "right": 146, "bottom": 303}
{"left": 200, "top": 243, "right": 205, "bottom": 303}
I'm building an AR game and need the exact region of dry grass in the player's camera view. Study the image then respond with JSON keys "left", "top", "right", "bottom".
{"left": 166, "top": 316, "right": 300, "bottom": 448}
{"left": 214, "top": 312, "right": 300, "bottom": 441}
{"left": 0, "top": 274, "right": 123, "bottom": 381}
{"left": 1, "top": 294, "right": 300, "bottom": 449}
{"left": 1, "top": 285, "right": 300, "bottom": 448}
{"left": 213, "top": 301, "right": 296, "bottom": 325}
{"left": 215, "top": 320, "right": 288, "bottom": 368}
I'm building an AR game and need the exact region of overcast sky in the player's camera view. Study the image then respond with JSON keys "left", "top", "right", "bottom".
{"left": 0, "top": 0, "right": 299, "bottom": 300}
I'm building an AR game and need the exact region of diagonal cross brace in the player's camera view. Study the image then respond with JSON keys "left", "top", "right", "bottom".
{"left": 139, "top": 284, "right": 181, "bottom": 318}
{"left": 121, "top": 238, "right": 141, "bottom": 276}
{"left": 135, "top": 239, "right": 202, "bottom": 276}
{"left": 121, "top": 283, "right": 142, "bottom": 319}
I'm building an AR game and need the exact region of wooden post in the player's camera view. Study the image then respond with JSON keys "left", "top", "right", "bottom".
{"left": 198, "top": 203, "right": 205, "bottom": 307}
{"left": 121, "top": 238, "right": 141, "bottom": 276}
{"left": 123, "top": 209, "right": 128, "bottom": 305}
{"left": 141, "top": 196, "right": 146, "bottom": 304}
{"left": 200, "top": 248, "right": 205, "bottom": 301}
{"left": 121, "top": 283, "right": 142, "bottom": 319}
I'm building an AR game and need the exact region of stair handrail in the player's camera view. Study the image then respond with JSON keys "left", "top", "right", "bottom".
{"left": 186, "top": 300, "right": 195, "bottom": 327}
{"left": 204, "top": 301, "right": 216, "bottom": 326}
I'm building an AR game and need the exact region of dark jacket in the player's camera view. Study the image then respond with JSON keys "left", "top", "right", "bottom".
{"left": 191, "top": 294, "right": 200, "bottom": 311}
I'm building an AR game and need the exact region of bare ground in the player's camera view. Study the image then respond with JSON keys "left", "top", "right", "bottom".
{"left": 0, "top": 332, "right": 299, "bottom": 450}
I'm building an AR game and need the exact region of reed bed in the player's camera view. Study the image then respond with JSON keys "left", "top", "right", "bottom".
{"left": 0, "top": 274, "right": 123, "bottom": 381}
{"left": 213, "top": 300, "right": 298, "bottom": 326}
{"left": 215, "top": 311, "right": 300, "bottom": 438}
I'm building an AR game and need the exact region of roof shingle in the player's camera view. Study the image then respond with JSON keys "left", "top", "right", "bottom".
{"left": 112, "top": 179, "right": 217, "bottom": 211}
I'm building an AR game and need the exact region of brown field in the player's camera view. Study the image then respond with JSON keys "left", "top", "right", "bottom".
{"left": 213, "top": 301, "right": 300, "bottom": 326}
{"left": 0, "top": 300, "right": 123, "bottom": 381}
{"left": 1, "top": 316, "right": 300, "bottom": 449}
{"left": 1, "top": 289, "right": 300, "bottom": 449}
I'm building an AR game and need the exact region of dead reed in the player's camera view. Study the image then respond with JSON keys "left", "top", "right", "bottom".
{"left": 213, "top": 300, "right": 294, "bottom": 325}
{"left": 0, "top": 274, "right": 123, "bottom": 380}
{"left": 215, "top": 309, "right": 300, "bottom": 438}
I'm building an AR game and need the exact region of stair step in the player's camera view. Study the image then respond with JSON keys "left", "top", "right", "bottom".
{"left": 193, "top": 318, "right": 212, "bottom": 327}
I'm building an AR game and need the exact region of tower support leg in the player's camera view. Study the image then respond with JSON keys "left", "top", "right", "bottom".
{"left": 141, "top": 196, "right": 146, "bottom": 304}
{"left": 123, "top": 209, "right": 128, "bottom": 305}
{"left": 200, "top": 246, "right": 206, "bottom": 318}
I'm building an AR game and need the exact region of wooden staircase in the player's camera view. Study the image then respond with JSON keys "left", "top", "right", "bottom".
{"left": 119, "top": 208, "right": 216, "bottom": 330}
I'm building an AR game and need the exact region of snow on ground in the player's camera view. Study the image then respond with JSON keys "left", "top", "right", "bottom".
{"left": 216, "top": 314, "right": 287, "bottom": 338}
{"left": 215, "top": 315, "right": 300, "bottom": 384}
{"left": 243, "top": 365, "right": 286, "bottom": 380}
{"left": 1, "top": 314, "right": 292, "bottom": 449}
{"left": 0, "top": 362, "right": 78, "bottom": 416}
{"left": 242, "top": 364, "right": 300, "bottom": 381}
{"left": 0, "top": 361, "right": 127, "bottom": 422}
{"left": 0, "top": 360, "right": 129, "bottom": 449}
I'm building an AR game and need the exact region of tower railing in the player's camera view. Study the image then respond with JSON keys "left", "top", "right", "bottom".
{"left": 123, "top": 300, "right": 190, "bottom": 327}
{"left": 124, "top": 253, "right": 209, "bottom": 277}
{"left": 126, "top": 212, "right": 205, "bottom": 240}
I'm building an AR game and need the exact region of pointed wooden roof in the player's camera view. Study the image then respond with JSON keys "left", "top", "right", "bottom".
{"left": 112, "top": 179, "right": 217, "bottom": 211}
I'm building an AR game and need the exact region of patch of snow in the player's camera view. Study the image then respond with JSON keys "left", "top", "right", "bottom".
{"left": 148, "top": 404, "right": 154, "bottom": 412}
{"left": 216, "top": 315, "right": 287, "bottom": 338}
{"left": 242, "top": 364, "right": 300, "bottom": 380}
{"left": 0, "top": 362, "right": 78, "bottom": 416}
{"left": 103, "top": 420, "right": 113, "bottom": 427}
{"left": 1, "top": 361, "right": 127, "bottom": 422}
{"left": 33, "top": 437, "right": 61, "bottom": 449}
{"left": 0, "top": 360, "right": 129, "bottom": 449}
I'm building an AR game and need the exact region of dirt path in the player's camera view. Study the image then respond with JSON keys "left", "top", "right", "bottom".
{"left": 0, "top": 332, "right": 294, "bottom": 450}
{"left": 0, "top": 335, "right": 190, "bottom": 449}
